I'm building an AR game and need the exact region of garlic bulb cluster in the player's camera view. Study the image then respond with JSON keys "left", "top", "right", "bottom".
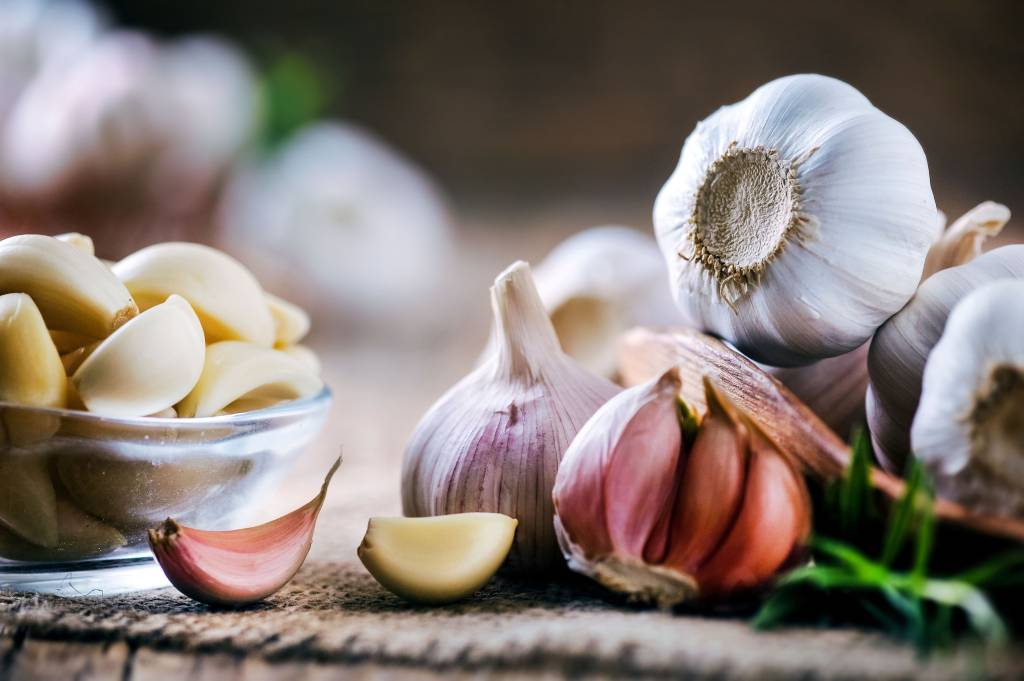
{"left": 867, "top": 245, "right": 1024, "bottom": 472}
{"left": 553, "top": 368, "right": 810, "bottom": 606}
{"left": 401, "top": 261, "right": 620, "bottom": 572}
{"left": 654, "top": 74, "right": 936, "bottom": 367}
{"left": 911, "top": 281, "right": 1024, "bottom": 517}
{"left": 482, "top": 226, "right": 678, "bottom": 377}
{"left": 219, "top": 122, "right": 455, "bottom": 334}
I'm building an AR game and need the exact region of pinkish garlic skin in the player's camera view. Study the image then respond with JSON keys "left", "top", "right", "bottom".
{"left": 402, "top": 262, "right": 620, "bottom": 573}
{"left": 553, "top": 369, "right": 810, "bottom": 607}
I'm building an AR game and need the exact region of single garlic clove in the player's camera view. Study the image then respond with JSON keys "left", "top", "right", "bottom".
{"left": 148, "top": 457, "right": 340, "bottom": 607}
{"left": 265, "top": 292, "right": 311, "bottom": 347}
{"left": 694, "top": 418, "right": 811, "bottom": 596}
{"left": 921, "top": 202, "right": 1010, "bottom": 281}
{"left": 0, "top": 293, "right": 67, "bottom": 409}
{"left": 357, "top": 513, "right": 517, "bottom": 605}
{"left": 54, "top": 232, "right": 96, "bottom": 256}
{"left": 279, "top": 344, "right": 321, "bottom": 375}
{"left": 0, "top": 234, "right": 137, "bottom": 337}
{"left": 72, "top": 294, "right": 206, "bottom": 417}
{"left": 0, "top": 497, "right": 125, "bottom": 561}
{"left": 661, "top": 378, "right": 749, "bottom": 574}
{"left": 176, "top": 341, "right": 323, "bottom": 418}
{"left": 112, "top": 242, "right": 275, "bottom": 347}
{"left": 0, "top": 455, "right": 58, "bottom": 548}
{"left": 910, "top": 281, "right": 1024, "bottom": 518}
{"left": 60, "top": 341, "right": 100, "bottom": 376}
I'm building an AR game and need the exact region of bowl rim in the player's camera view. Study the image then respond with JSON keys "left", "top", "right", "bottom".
{"left": 0, "top": 386, "right": 332, "bottom": 428}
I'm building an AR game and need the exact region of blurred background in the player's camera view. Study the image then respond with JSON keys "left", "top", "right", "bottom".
{"left": 1, "top": 0, "right": 1022, "bottom": 558}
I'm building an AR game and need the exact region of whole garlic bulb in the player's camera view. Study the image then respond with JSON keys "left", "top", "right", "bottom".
{"left": 911, "top": 281, "right": 1024, "bottom": 518}
{"left": 487, "top": 226, "right": 678, "bottom": 377}
{"left": 402, "top": 261, "right": 620, "bottom": 572}
{"left": 654, "top": 74, "right": 936, "bottom": 367}
{"left": 867, "top": 245, "right": 1024, "bottom": 472}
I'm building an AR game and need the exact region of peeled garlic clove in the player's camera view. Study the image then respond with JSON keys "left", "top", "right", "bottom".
{"left": 531, "top": 226, "right": 678, "bottom": 377}
{"left": 358, "top": 513, "right": 517, "bottom": 604}
{"left": 0, "top": 293, "right": 67, "bottom": 409}
{"left": 0, "top": 497, "right": 125, "bottom": 562}
{"left": 868, "top": 245, "right": 1024, "bottom": 472}
{"left": 54, "top": 232, "right": 96, "bottom": 255}
{"left": 921, "top": 202, "right": 1010, "bottom": 280}
{"left": 910, "top": 281, "right": 1024, "bottom": 518}
{"left": 176, "top": 341, "right": 323, "bottom": 418}
{"left": 694, "top": 419, "right": 811, "bottom": 596}
{"left": 279, "top": 344, "right": 321, "bottom": 374}
{"left": 0, "top": 234, "right": 137, "bottom": 337}
{"left": 655, "top": 74, "right": 936, "bottom": 367}
{"left": 148, "top": 457, "right": 339, "bottom": 607}
{"left": 113, "top": 242, "right": 275, "bottom": 346}
{"left": 60, "top": 341, "right": 99, "bottom": 376}
{"left": 402, "top": 261, "right": 620, "bottom": 572}
{"left": 72, "top": 295, "right": 206, "bottom": 417}
{"left": 265, "top": 293, "right": 311, "bottom": 347}
{"left": 0, "top": 455, "right": 58, "bottom": 548}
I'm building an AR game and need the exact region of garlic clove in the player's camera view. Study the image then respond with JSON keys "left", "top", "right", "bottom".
{"left": 921, "top": 202, "right": 1010, "bottom": 280}
{"left": 49, "top": 329, "right": 95, "bottom": 354}
{"left": 265, "top": 292, "right": 311, "bottom": 348}
{"left": 0, "top": 234, "right": 137, "bottom": 338}
{"left": 0, "top": 455, "right": 58, "bottom": 548}
{"left": 113, "top": 241, "right": 275, "bottom": 347}
{"left": 357, "top": 513, "right": 517, "bottom": 604}
{"left": 54, "top": 232, "right": 96, "bottom": 255}
{"left": 661, "top": 378, "right": 749, "bottom": 574}
{"left": 867, "top": 245, "right": 1024, "bottom": 472}
{"left": 279, "top": 344, "right": 321, "bottom": 374}
{"left": 910, "top": 281, "right": 1024, "bottom": 518}
{"left": 655, "top": 74, "right": 936, "bottom": 367}
{"left": 60, "top": 341, "right": 100, "bottom": 376}
{"left": 148, "top": 457, "right": 339, "bottom": 607}
{"left": 176, "top": 341, "right": 323, "bottom": 418}
{"left": 72, "top": 294, "right": 206, "bottom": 417}
{"left": 695, "top": 418, "right": 811, "bottom": 596}
{"left": 0, "top": 293, "right": 67, "bottom": 409}
{"left": 403, "top": 261, "right": 620, "bottom": 572}
{"left": 0, "top": 497, "right": 125, "bottom": 562}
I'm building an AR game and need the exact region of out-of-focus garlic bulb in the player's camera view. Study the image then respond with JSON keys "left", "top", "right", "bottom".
{"left": 868, "top": 245, "right": 1024, "bottom": 473}
{"left": 911, "top": 281, "right": 1024, "bottom": 518}
{"left": 0, "top": 0, "right": 104, "bottom": 125}
{"left": 220, "top": 122, "right": 455, "bottom": 333}
{"left": 654, "top": 74, "right": 936, "bottom": 367}
{"left": 489, "top": 226, "right": 678, "bottom": 377}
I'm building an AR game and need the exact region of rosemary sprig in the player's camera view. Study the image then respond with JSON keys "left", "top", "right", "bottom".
{"left": 754, "top": 431, "right": 1024, "bottom": 651}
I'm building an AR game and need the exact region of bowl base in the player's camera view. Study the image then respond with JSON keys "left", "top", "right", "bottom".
{"left": 0, "top": 554, "right": 170, "bottom": 596}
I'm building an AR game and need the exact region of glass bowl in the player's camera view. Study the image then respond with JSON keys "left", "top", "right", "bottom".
{"left": 0, "top": 387, "right": 331, "bottom": 596}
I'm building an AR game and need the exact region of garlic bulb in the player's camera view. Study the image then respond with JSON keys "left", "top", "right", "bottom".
{"left": 219, "top": 122, "right": 454, "bottom": 334}
{"left": 867, "top": 245, "right": 1024, "bottom": 472}
{"left": 911, "top": 281, "right": 1024, "bottom": 517}
{"left": 553, "top": 368, "right": 810, "bottom": 606}
{"left": 530, "top": 226, "right": 678, "bottom": 377}
{"left": 654, "top": 74, "right": 936, "bottom": 367}
{"left": 401, "top": 261, "right": 620, "bottom": 572}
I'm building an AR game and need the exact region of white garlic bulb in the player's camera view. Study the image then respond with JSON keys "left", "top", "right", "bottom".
{"left": 402, "top": 261, "right": 620, "bottom": 572}
{"left": 654, "top": 74, "right": 936, "bottom": 367}
{"left": 867, "top": 245, "right": 1024, "bottom": 472}
{"left": 911, "top": 281, "right": 1024, "bottom": 518}
{"left": 504, "top": 226, "right": 678, "bottom": 377}
{"left": 219, "top": 122, "right": 454, "bottom": 334}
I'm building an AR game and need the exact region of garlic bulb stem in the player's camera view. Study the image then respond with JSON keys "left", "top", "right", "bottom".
{"left": 492, "top": 262, "right": 562, "bottom": 380}
{"left": 921, "top": 202, "right": 1010, "bottom": 280}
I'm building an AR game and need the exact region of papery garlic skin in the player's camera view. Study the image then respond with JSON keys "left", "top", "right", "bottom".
{"left": 868, "top": 245, "right": 1024, "bottom": 472}
{"left": 654, "top": 74, "right": 936, "bottom": 367}
{"left": 911, "top": 281, "right": 1024, "bottom": 518}
{"left": 402, "top": 261, "right": 620, "bottom": 572}
{"left": 531, "top": 226, "right": 678, "bottom": 377}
